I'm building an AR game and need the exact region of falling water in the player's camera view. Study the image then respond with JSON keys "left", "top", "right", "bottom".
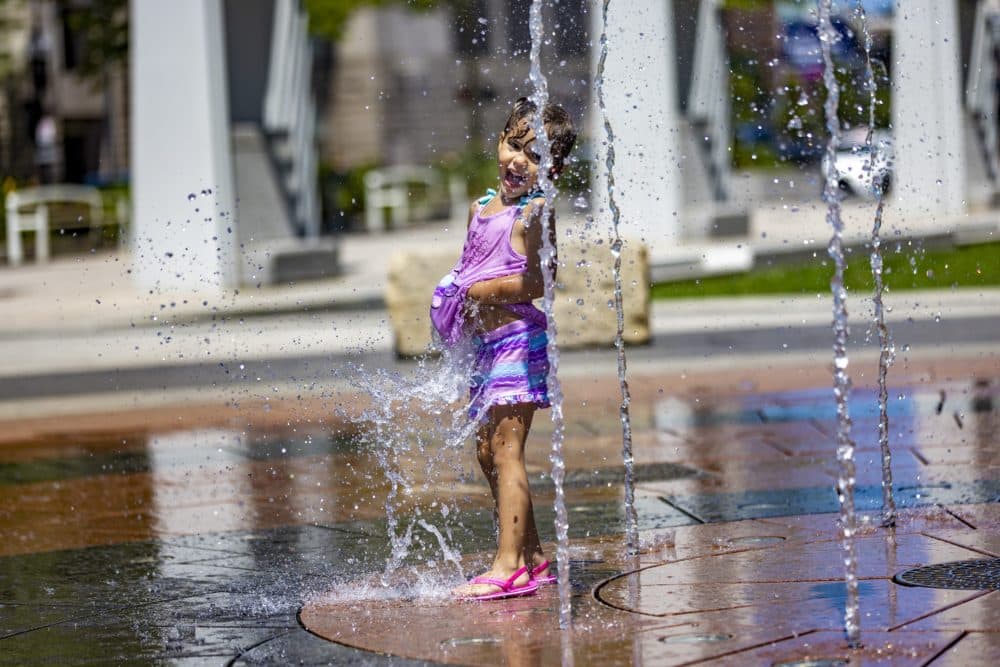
{"left": 818, "top": 0, "right": 861, "bottom": 648}
{"left": 855, "top": 0, "right": 897, "bottom": 527}
{"left": 527, "top": 0, "right": 573, "bottom": 631}
{"left": 349, "top": 346, "right": 478, "bottom": 584}
{"left": 594, "top": 0, "right": 638, "bottom": 557}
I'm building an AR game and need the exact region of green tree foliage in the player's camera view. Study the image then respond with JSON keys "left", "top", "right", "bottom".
{"left": 303, "top": 0, "right": 445, "bottom": 41}
{"left": 57, "top": 0, "right": 128, "bottom": 82}
{"left": 0, "top": 0, "right": 24, "bottom": 77}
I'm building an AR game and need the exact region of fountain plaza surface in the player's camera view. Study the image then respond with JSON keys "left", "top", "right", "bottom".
{"left": 0, "top": 340, "right": 998, "bottom": 664}
{"left": 1, "top": 205, "right": 999, "bottom": 664}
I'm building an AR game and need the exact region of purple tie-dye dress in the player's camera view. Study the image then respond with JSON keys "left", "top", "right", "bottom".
{"left": 429, "top": 196, "right": 550, "bottom": 420}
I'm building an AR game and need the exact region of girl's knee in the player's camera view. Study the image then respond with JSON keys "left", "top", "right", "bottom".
{"left": 476, "top": 441, "right": 493, "bottom": 471}
{"left": 482, "top": 403, "right": 533, "bottom": 467}
{"left": 490, "top": 433, "right": 525, "bottom": 468}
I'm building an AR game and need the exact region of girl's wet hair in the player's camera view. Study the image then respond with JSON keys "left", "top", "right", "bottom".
{"left": 502, "top": 97, "right": 577, "bottom": 173}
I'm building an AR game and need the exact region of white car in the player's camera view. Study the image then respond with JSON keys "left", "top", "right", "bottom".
{"left": 830, "top": 130, "right": 893, "bottom": 199}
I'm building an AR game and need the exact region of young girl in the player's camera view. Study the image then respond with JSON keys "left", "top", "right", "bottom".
{"left": 430, "top": 97, "right": 576, "bottom": 600}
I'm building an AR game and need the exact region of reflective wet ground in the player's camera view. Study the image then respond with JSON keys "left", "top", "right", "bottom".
{"left": 1, "top": 356, "right": 998, "bottom": 665}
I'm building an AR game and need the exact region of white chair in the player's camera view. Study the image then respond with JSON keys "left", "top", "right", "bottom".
{"left": 364, "top": 166, "right": 466, "bottom": 233}
{"left": 4, "top": 185, "right": 106, "bottom": 265}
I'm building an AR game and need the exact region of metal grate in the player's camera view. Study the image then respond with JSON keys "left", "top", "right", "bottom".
{"left": 894, "top": 559, "right": 1000, "bottom": 590}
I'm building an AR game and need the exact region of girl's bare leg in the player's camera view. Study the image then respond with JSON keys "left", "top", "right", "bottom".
{"left": 455, "top": 403, "right": 544, "bottom": 596}
{"left": 478, "top": 417, "right": 546, "bottom": 574}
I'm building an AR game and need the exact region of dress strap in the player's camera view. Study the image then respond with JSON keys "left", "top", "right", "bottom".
{"left": 518, "top": 188, "right": 544, "bottom": 206}
{"left": 478, "top": 187, "right": 545, "bottom": 211}
{"left": 477, "top": 188, "right": 497, "bottom": 207}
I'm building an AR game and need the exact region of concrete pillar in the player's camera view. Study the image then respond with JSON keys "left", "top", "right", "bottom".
{"left": 688, "top": 0, "right": 731, "bottom": 202}
{"left": 130, "top": 0, "right": 237, "bottom": 291}
{"left": 892, "top": 1, "right": 966, "bottom": 221}
{"left": 589, "top": 0, "right": 683, "bottom": 264}
{"left": 967, "top": 0, "right": 1000, "bottom": 188}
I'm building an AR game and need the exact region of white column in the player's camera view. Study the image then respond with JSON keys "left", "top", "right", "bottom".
{"left": 130, "top": 0, "right": 237, "bottom": 291}
{"left": 892, "top": 1, "right": 966, "bottom": 221}
{"left": 689, "top": 0, "right": 731, "bottom": 201}
{"left": 967, "top": 0, "right": 1000, "bottom": 185}
{"left": 590, "top": 0, "right": 683, "bottom": 263}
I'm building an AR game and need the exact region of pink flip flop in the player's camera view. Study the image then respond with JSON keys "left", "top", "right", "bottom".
{"left": 460, "top": 565, "right": 538, "bottom": 601}
{"left": 531, "top": 560, "right": 557, "bottom": 585}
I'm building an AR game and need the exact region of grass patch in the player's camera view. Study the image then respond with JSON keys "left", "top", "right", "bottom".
{"left": 652, "top": 241, "right": 1000, "bottom": 300}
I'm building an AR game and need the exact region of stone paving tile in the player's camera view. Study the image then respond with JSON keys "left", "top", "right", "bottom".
{"left": 758, "top": 506, "right": 976, "bottom": 539}
{"left": 641, "top": 435, "right": 793, "bottom": 466}
{"left": 929, "top": 631, "right": 1000, "bottom": 666}
{"left": 638, "top": 624, "right": 834, "bottom": 666}
{"left": 231, "top": 628, "right": 438, "bottom": 665}
{"left": 706, "top": 630, "right": 961, "bottom": 667}
{"left": 941, "top": 503, "right": 1000, "bottom": 530}
{"left": 893, "top": 590, "right": 1000, "bottom": 632}
{"left": 604, "top": 530, "right": 987, "bottom": 585}
{"left": 0, "top": 617, "right": 287, "bottom": 665}
{"left": 912, "top": 442, "right": 1000, "bottom": 467}
{"left": 0, "top": 530, "right": 398, "bottom": 664}
{"left": 635, "top": 518, "right": 824, "bottom": 564}
{"left": 638, "top": 456, "right": 838, "bottom": 496}
{"left": 659, "top": 479, "right": 1000, "bottom": 525}
{"left": 599, "top": 576, "right": 982, "bottom": 629}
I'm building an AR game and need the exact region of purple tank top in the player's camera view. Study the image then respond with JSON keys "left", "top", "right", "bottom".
{"left": 430, "top": 197, "right": 546, "bottom": 346}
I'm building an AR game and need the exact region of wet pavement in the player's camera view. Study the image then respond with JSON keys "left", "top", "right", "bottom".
{"left": 1, "top": 352, "right": 998, "bottom": 665}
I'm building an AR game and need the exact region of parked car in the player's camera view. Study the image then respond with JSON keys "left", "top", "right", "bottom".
{"left": 827, "top": 129, "right": 893, "bottom": 198}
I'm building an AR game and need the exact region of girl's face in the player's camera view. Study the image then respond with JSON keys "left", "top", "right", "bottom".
{"left": 497, "top": 118, "right": 540, "bottom": 202}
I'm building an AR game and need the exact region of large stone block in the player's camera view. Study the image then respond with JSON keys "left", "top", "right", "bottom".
{"left": 384, "top": 235, "right": 649, "bottom": 357}
{"left": 553, "top": 233, "right": 650, "bottom": 349}
{"left": 385, "top": 248, "right": 458, "bottom": 357}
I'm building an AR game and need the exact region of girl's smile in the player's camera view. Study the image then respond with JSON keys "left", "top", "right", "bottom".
{"left": 497, "top": 120, "right": 541, "bottom": 203}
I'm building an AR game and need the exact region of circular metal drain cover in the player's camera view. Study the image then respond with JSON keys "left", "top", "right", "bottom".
{"left": 894, "top": 558, "right": 1000, "bottom": 590}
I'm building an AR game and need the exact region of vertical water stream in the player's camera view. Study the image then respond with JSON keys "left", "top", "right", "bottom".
{"left": 594, "top": 0, "right": 638, "bottom": 556}
{"left": 855, "top": 0, "right": 897, "bottom": 528}
{"left": 527, "top": 0, "right": 573, "bottom": 631}
{"left": 818, "top": 0, "right": 862, "bottom": 648}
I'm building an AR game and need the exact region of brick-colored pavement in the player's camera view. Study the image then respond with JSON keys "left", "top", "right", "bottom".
{"left": 0, "top": 345, "right": 997, "bottom": 664}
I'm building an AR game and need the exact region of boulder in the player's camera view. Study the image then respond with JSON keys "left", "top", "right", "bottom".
{"left": 384, "top": 234, "right": 649, "bottom": 357}
{"left": 385, "top": 249, "right": 459, "bottom": 357}
{"left": 553, "top": 233, "right": 650, "bottom": 349}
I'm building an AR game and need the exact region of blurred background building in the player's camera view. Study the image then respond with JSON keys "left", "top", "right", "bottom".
{"left": 0, "top": 0, "right": 127, "bottom": 186}
{"left": 0, "top": 0, "right": 997, "bottom": 278}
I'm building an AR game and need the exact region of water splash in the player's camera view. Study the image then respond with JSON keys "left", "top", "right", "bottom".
{"left": 818, "top": 0, "right": 861, "bottom": 648}
{"left": 854, "top": 0, "right": 896, "bottom": 528}
{"left": 595, "top": 0, "right": 638, "bottom": 557}
{"left": 528, "top": 0, "right": 572, "bottom": 631}
{"left": 348, "top": 345, "right": 478, "bottom": 584}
